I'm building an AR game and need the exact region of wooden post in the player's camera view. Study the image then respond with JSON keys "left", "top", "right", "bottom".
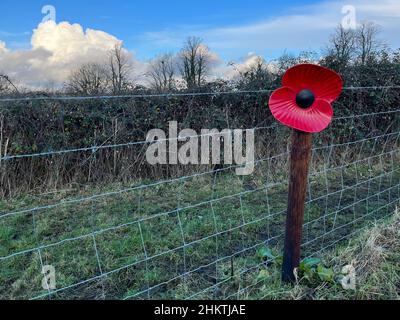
{"left": 282, "top": 129, "right": 312, "bottom": 282}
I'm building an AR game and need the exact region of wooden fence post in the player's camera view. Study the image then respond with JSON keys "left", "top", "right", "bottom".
{"left": 267, "top": 64, "right": 343, "bottom": 282}
{"left": 282, "top": 129, "right": 312, "bottom": 282}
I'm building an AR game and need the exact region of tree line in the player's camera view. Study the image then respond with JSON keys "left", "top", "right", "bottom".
{"left": 64, "top": 35, "right": 216, "bottom": 95}
{"left": 0, "top": 21, "right": 399, "bottom": 96}
{"left": 1, "top": 22, "right": 399, "bottom": 196}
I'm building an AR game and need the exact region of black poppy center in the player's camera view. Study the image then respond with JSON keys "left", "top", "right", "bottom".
{"left": 296, "top": 89, "right": 315, "bottom": 109}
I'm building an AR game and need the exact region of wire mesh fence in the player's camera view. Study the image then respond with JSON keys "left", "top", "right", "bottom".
{"left": 0, "top": 87, "right": 399, "bottom": 300}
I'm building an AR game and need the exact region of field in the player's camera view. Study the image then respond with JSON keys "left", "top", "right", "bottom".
{"left": 0, "top": 89, "right": 399, "bottom": 300}
{"left": 1, "top": 128, "right": 399, "bottom": 299}
{"left": 1, "top": 2, "right": 400, "bottom": 302}
{"left": 250, "top": 208, "right": 400, "bottom": 300}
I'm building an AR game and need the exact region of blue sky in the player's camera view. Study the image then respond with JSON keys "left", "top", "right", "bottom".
{"left": 0, "top": 0, "right": 399, "bottom": 87}
{"left": 0, "top": 0, "right": 363, "bottom": 59}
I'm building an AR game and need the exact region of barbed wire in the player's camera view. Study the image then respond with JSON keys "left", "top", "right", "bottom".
{"left": 0, "top": 109, "right": 398, "bottom": 162}
{"left": 0, "top": 85, "right": 399, "bottom": 103}
{"left": 0, "top": 89, "right": 273, "bottom": 103}
{"left": 1, "top": 130, "right": 398, "bottom": 221}
{"left": 0, "top": 124, "right": 278, "bottom": 162}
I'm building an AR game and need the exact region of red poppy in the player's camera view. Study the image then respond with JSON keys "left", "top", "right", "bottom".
{"left": 269, "top": 64, "right": 343, "bottom": 133}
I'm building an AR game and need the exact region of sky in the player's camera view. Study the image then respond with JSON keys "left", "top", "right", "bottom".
{"left": 0, "top": 0, "right": 399, "bottom": 88}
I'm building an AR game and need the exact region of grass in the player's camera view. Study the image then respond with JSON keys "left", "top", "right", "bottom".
{"left": 239, "top": 207, "right": 400, "bottom": 300}
{"left": 0, "top": 150, "right": 399, "bottom": 300}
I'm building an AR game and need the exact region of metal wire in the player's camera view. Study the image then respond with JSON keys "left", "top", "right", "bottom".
{"left": 0, "top": 89, "right": 399, "bottom": 300}
{"left": 0, "top": 85, "right": 399, "bottom": 103}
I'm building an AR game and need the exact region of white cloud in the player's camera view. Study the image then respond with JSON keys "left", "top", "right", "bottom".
{"left": 1, "top": 0, "right": 399, "bottom": 89}
{"left": 211, "top": 52, "right": 279, "bottom": 81}
{"left": 143, "top": 0, "right": 400, "bottom": 80}
{"left": 0, "top": 41, "right": 8, "bottom": 53}
{"left": 0, "top": 21, "right": 137, "bottom": 89}
{"left": 233, "top": 53, "right": 277, "bottom": 74}
{"left": 140, "top": 0, "right": 400, "bottom": 60}
{"left": 31, "top": 21, "right": 121, "bottom": 65}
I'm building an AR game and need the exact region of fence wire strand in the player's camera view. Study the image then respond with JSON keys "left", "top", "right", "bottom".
{"left": 0, "top": 86, "right": 399, "bottom": 300}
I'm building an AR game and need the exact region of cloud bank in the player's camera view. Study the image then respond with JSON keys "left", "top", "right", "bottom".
{"left": 0, "top": 21, "right": 230, "bottom": 89}
{"left": 0, "top": 21, "right": 124, "bottom": 88}
{"left": 0, "top": 0, "right": 399, "bottom": 89}
{"left": 141, "top": 0, "right": 400, "bottom": 60}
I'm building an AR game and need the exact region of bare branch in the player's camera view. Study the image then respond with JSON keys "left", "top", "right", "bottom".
{"left": 147, "top": 53, "right": 176, "bottom": 93}
{"left": 179, "top": 37, "right": 211, "bottom": 89}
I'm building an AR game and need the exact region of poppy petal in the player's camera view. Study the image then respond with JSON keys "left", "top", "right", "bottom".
{"left": 268, "top": 86, "right": 297, "bottom": 124}
{"left": 300, "top": 98, "right": 334, "bottom": 133}
{"left": 282, "top": 64, "right": 343, "bottom": 103}
{"left": 269, "top": 86, "right": 333, "bottom": 133}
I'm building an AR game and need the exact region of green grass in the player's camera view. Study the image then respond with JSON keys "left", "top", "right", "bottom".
{"left": 0, "top": 152, "right": 399, "bottom": 300}
{"left": 238, "top": 208, "right": 400, "bottom": 300}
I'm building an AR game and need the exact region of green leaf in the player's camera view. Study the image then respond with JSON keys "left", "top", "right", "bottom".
{"left": 317, "top": 265, "right": 335, "bottom": 282}
{"left": 256, "top": 247, "right": 275, "bottom": 261}
{"left": 299, "top": 257, "right": 321, "bottom": 271}
{"left": 256, "top": 269, "right": 270, "bottom": 282}
{"left": 275, "top": 255, "right": 283, "bottom": 265}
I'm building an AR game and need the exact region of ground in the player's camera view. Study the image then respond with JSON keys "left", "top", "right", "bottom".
{"left": 0, "top": 154, "right": 399, "bottom": 300}
{"left": 249, "top": 208, "right": 400, "bottom": 300}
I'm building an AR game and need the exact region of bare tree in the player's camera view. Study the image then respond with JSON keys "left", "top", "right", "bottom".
{"left": 179, "top": 37, "right": 211, "bottom": 89}
{"left": 65, "top": 45, "right": 132, "bottom": 95}
{"left": 230, "top": 56, "right": 273, "bottom": 90}
{"left": 147, "top": 53, "right": 176, "bottom": 92}
{"left": 0, "top": 74, "right": 19, "bottom": 94}
{"left": 356, "top": 22, "right": 381, "bottom": 65}
{"left": 65, "top": 63, "right": 110, "bottom": 95}
{"left": 325, "top": 25, "right": 356, "bottom": 71}
{"left": 108, "top": 44, "right": 132, "bottom": 94}
{"left": 277, "top": 51, "right": 317, "bottom": 74}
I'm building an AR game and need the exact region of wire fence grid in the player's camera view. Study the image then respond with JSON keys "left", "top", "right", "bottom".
{"left": 0, "top": 87, "right": 399, "bottom": 300}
